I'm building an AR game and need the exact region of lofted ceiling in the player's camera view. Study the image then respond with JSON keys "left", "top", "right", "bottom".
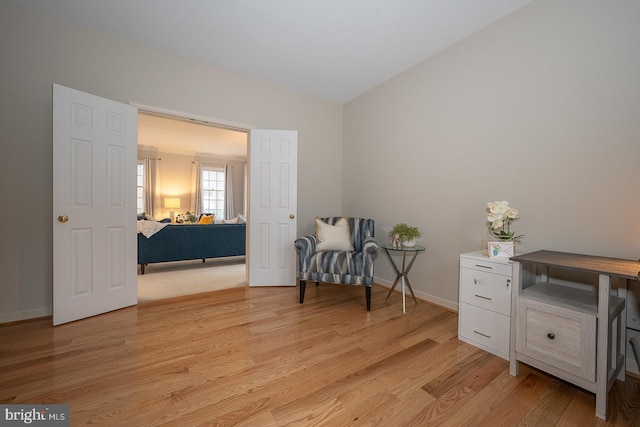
{"left": 13, "top": 0, "right": 534, "bottom": 158}
{"left": 10, "top": 0, "right": 533, "bottom": 104}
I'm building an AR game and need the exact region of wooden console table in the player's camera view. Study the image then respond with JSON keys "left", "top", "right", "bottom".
{"left": 509, "top": 250, "right": 640, "bottom": 420}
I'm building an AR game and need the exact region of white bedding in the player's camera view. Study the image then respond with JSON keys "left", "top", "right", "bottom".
{"left": 137, "top": 220, "right": 169, "bottom": 238}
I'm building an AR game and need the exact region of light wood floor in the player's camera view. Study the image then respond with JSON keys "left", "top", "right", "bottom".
{"left": 1, "top": 285, "right": 639, "bottom": 426}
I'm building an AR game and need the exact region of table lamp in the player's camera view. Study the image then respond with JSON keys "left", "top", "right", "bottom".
{"left": 164, "top": 197, "right": 180, "bottom": 223}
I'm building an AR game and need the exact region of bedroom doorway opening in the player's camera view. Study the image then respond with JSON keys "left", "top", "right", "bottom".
{"left": 136, "top": 109, "right": 249, "bottom": 301}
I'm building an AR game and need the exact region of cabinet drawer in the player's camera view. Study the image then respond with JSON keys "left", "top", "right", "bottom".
{"left": 461, "top": 256, "right": 512, "bottom": 277}
{"left": 459, "top": 302, "right": 510, "bottom": 359}
{"left": 460, "top": 267, "right": 511, "bottom": 315}
{"left": 516, "top": 297, "right": 595, "bottom": 382}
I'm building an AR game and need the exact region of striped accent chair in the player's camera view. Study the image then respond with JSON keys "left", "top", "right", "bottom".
{"left": 295, "top": 217, "right": 379, "bottom": 311}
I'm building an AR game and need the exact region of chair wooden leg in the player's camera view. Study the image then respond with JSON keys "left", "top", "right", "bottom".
{"left": 299, "top": 280, "right": 306, "bottom": 304}
{"left": 366, "top": 286, "right": 371, "bottom": 311}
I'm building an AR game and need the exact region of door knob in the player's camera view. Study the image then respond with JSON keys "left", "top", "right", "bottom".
{"left": 58, "top": 215, "right": 69, "bottom": 223}
{"left": 289, "top": 214, "right": 295, "bottom": 219}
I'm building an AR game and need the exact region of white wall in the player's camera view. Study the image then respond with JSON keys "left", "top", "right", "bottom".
{"left": 0, "top": 1, "right": 343, "bottom": 322}
{"left": 3, "top": 0, "right": 640, "bottom": 321}
{"left": 344, "top": 0, "right": 640, "bottom": 308}
{"left": 155, "top": 152, "right": 195, "bottom": 219}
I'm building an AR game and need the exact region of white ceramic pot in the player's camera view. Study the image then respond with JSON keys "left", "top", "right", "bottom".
{"left": 402, "top": 238, "right": 416, "bottom": 248}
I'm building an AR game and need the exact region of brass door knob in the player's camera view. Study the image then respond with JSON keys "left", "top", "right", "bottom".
{"left": 58, "top": 215, "right": 69, "bottom": 223}
{"left": 289, "top": 214, "right": 295, "bottom": 219}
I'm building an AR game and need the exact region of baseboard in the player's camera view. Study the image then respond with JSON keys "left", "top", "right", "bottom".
{"left": 374, "top": 276, "right": 458, "bottom": 312}
{"left": 1, "top": 282, "right": 459, "bottom": 322}
{"left": 0, "top": 306, "right": 52, "bottom": 325}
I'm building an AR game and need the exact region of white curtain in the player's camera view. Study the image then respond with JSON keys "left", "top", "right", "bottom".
{"left": 144, "top": 156, "right": 161, "bottom": 218}
{"left": 191, "top": 160, "right": 203, "bottom": 215}
{"left": 225, "top": 164, "right": 234, "bottom": 219}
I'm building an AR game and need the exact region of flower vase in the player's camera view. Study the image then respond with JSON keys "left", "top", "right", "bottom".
{"left": 488, "top": 239, "right": 515, "bottom": 258}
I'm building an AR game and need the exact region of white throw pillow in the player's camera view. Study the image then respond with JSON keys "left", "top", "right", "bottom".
{"left": 315, "top": 217, "right": 354, "bottom": 251}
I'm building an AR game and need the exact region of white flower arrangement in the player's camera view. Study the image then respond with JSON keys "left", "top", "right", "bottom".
{"left": 487, "top": 200, "right": 524, "bottom": 242}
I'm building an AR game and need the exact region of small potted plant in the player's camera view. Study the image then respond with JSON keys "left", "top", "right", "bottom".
{"left": 389, "top": 223, "right": 421, "bottom": 248}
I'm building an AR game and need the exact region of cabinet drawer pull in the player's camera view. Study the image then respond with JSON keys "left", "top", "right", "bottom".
{"left": 474, "top": 294, "right": 493, "bottom": 301}
{"left": 547, "top": 333, "right": 555, "bottom": 340}
{"left": 474, "top": 330, "right": 491, "bottom": 339}
{"left": 475, "top": 264, "right": 493, "bottom": 270}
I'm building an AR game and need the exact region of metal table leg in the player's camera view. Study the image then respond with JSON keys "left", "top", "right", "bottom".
{"left": 383, "top": 248, "right": 421, "bottom": 313}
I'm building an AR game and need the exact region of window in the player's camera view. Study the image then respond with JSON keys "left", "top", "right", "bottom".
{"left": 201, "top": 165, "right": 225, "bottom": 220}
{"left": 136, "top": 161, "right": 145, "bottom": 214}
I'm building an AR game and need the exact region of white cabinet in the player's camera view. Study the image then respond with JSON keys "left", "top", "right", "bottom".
{"left": 458, "top": 251, "right": 512, "bottom": 359}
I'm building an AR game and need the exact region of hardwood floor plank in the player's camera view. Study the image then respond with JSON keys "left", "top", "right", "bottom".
{"left": 440, "top": 366, "right": 529, "bottom": 427}
{"left": 348, "top": 388, "right": 434, "bottom": 426}
{"left": 421, "top": 348, "right": 497, "bottom": 398}
{"left": 517, "top": 376, "right": 577, "bottom": 426}
{"left": 1, "top": 285, "right": 638, "bottom": 426}
{"left": 385, "top": 338, "right": 475, "bottom": 402}
{"left": 402, "top": 351, "right": 507, "bottom": 426}
{"left": 557, "top": 388, "right": 599, "bottom": 427}
{"left": 475, "top": 371, "right": 551, "bottom": 427}
{"left": 220, "top": 409, "right": 278, "bottom": 427}
{"left": 271, "top": 339, "right": 439, "bottom": 425}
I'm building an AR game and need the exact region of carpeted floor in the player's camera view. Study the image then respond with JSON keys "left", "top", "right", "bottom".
{"left": 137, "top": 256, "right": 247, "bottom": 301}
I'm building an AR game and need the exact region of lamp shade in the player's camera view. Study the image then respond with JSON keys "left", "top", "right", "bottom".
{"left": 164, "top": 197, "right": 181, "bottom": 209}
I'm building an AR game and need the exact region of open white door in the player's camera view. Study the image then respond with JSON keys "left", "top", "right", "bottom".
{"left": 248, "top": 129, "right": 297, "bottom": 286}
{"left": 53, "top": 84, "right": 138, "bottom": 325}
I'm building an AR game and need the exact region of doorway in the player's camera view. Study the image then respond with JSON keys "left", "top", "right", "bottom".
{"left": 53, "top": 86, "right": 297, "bottom": 324}
{"left": 136, "top": 111, "right": 249, "bottom": 301}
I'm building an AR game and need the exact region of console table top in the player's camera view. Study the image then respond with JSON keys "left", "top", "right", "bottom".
{"left": 511, "top": 250, "right": 640, "bottom": 281}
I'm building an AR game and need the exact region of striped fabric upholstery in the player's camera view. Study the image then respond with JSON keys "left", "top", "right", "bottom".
{"left": 295, "top": 217, "right": 379, "bottom": 286}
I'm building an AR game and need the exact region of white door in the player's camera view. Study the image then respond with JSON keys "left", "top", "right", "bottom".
{"left": 53, "top": 84, "right": 138, "bottom": 325}
{"left": 248, "top": 129, "right": 298, "bottom": 286}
